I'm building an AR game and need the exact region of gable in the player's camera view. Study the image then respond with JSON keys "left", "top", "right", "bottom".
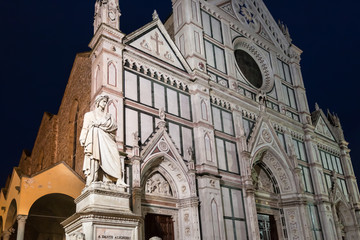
{"left": 127, "top": 26, "right": 187, "bottom": 71}
{"left": 249, "top": 119, "right": 286, "bottom": 162}
{"left": 220, "top": 0, "right": 291, "bottom": 54}
{"left": 315, "top": 116, "right": 336, "bottom": 141}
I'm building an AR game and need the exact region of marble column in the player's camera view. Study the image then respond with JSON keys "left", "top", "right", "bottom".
{"left": 16, "top": 215, "right": 27, "bottom": 240}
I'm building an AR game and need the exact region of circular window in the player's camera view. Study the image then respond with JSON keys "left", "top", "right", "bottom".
{"left": 235, "top": 49, "right": 263, "bottom": 88}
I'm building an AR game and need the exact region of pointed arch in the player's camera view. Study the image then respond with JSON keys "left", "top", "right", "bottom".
{"left": 335, "top": 199, "right": 355, "bottom": 228}
{"left": 252, "top": 162, "right": 279, "bottom": 194}
{"left": 107, "top": 61, "right": 117, "bottom": 87}
{"left": 201, "top": 100, "right": 208, "bottom": 121}
{"left": 141, "top": 153, "right": 192, "bottom": 199}
{"left": 107, "top": 100, "right": 118, "bottom": 122}
{"left": 251, "top": 147, "right": 296, "bottom": 194}
{"left": 95, "top": 65, "right": 101, "bottom": 92}
{"left": 204, "top": 133, "right": 212, "bottom": 162}
{"left": 68, "top": 99, "right": 79, "bottom": 170}
{"left": 211, "top": 199, "right": 221, "bottom": 239}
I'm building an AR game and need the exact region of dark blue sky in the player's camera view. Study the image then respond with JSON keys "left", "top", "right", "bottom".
{"left": 1, "top": 0, "right": 359, "bottom": 188}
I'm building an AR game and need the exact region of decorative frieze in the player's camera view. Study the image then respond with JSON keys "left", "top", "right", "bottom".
{"left": 123, "top": 54, "right": 190, "bottom": 93}
{"left": 210, "top": 95, "right": 232, "bottom": 110}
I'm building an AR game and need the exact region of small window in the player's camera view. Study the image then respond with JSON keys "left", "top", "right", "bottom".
{"left": 211, "top": 105, "right": 234, "bottom": 135}
{"left": 201, "top": 11, "right": 223, "bottom": 43}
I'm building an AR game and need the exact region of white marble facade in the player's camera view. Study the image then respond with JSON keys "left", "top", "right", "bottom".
{"left": 87, "top": 0, "right": 360, "bottom": 239}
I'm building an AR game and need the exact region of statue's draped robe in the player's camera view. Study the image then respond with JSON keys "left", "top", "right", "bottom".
{"left": 79, "top": 111, "right": 121, "bottom": 179}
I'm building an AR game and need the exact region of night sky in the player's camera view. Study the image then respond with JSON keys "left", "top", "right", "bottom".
{"left": 1, "top": 0, "right": 360, "bottom": 188}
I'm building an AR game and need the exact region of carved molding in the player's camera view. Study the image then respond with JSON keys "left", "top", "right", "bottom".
{"left": 123, "top": 53, "right": 190, "bottom": 92}
{"left": 262, "top": 151, "right": 292, "bottom": 193}
{"left": 210, "top": 95, "right": 232, "bottom": 110}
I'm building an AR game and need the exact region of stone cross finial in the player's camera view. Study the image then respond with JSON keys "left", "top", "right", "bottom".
{"left": 152, "top": 10, "right": 159, "bottom": 20}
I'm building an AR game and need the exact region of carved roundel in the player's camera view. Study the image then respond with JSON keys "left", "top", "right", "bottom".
{"left": 262, "top": 129, "right": 272, "bottom": 143}
{"left": 234, "top": 37, "right": 274, "bottom": 92}
{"left": 158, "top": 140, "right": 169, "bottom": 152}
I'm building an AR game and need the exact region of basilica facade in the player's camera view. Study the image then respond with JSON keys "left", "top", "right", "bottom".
{"left": 1, "top": 0, "right": 360, "bottom": 239}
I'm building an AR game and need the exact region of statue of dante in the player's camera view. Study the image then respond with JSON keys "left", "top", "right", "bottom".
{"left": 79, "top": 94, "right": 126, "bottom": 186}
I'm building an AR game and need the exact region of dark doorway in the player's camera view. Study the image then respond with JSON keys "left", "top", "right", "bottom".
{"left": 258, "top": 214, "right": 278, "bottom": 240}
{"left": 145, "top": 214, "right": 174, "bottom": 240}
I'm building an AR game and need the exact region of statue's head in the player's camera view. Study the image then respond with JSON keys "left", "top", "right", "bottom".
{"left": 94, "top": 94, "right": 109, "bottom": 107}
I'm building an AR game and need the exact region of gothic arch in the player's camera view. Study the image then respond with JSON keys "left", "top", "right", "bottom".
{"left": 210, "top": 199, "right": 221, "bottom": 239}
{"left": 252, "top": 162, "right": 280, "bottom": 194}
{"left": 251, "top": 147, "right": 296, "bottom": 194}
{"left": 95, "top": 65, "right": 101, "bottom": 91}
{"left": 140, "top": 152, "right": 200, "bottom": 239}
{"left": 141, "top": 152, "right": 193, "bottom": 199}
{"left": 107, "top": 61, "right": 117, "bottom": 87}
{"left": 68, "top": 99, "right": 79, "bottom": 169}
{"left": 336, "top": 200, "right": 355, "bottom": 228}
{"left": 201, "top": 100, "right": 208, "bottom": 121}
{"left": 107, "top": 100, "right": 118, "bottom": 122}
{"left": 204, "top": 133, "right": 212, "bottom": 162}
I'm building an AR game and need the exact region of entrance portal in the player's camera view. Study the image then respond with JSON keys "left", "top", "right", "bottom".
{"left": 145, "top": 214, "right": 174, "bottom": 240}
{"left": 258, "top": 214, "right": 278, "bottom": 240}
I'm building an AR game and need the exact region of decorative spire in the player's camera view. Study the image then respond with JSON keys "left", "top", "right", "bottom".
{"left": 152, "top": 10, "right": 159, "bottom": 20}
{"left": 277, "top": 20, "right": 292, "bottom": 43}
{"left": 315, "top": 102, "right": 320, "bottom": 111}
{"left": 93, "top": 0, "right": 121, "bottom": 34}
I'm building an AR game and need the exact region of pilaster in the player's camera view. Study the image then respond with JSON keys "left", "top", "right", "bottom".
{"left": 173, "top": 0, "right": 206, "bottom": 72}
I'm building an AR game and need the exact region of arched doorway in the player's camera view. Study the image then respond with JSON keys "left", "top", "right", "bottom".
{"left": 24, "top": 193, "right": 75, "bottom": 240}
{"left": 250, "top": 149, "right": 296, "bottom": 240}
{"left": 335, "top": 200, "right": 357, "bottom": 240}
{"left": 142, "top": 168, "right": 179, "bottom": 240}
{"left": 252, "top": 162, "right": 281, "bottom": 240}
{"left": 140, "top": 155, "right": 199, "bottom": 240}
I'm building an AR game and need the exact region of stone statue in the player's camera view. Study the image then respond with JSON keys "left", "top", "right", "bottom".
{"left": 79, "top": 94, "right": 127, "bottom": 187}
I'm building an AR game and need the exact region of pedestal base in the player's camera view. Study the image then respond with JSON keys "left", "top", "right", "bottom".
{"left": 62, "top": 182, "right": 142, "bottom": 240}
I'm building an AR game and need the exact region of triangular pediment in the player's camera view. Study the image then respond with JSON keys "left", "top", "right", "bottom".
{"left": 219, "top": 0, "right": 291, "bottom": 54}
{"left": 141, "top": 122, "right": 185, "bottom": 168}
{"left": 313, "top": 111, "right": 336, "bottom": 141}
{"left": 124, "top": 19, "right": 191, "bottom": 73}
{"left": 248, "top": 118, "right": 287, "bottom": 162}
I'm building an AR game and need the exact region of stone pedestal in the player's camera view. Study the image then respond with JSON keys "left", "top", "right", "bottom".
{"left": 62, "top": 182, "right": 142, "bottom": 240}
